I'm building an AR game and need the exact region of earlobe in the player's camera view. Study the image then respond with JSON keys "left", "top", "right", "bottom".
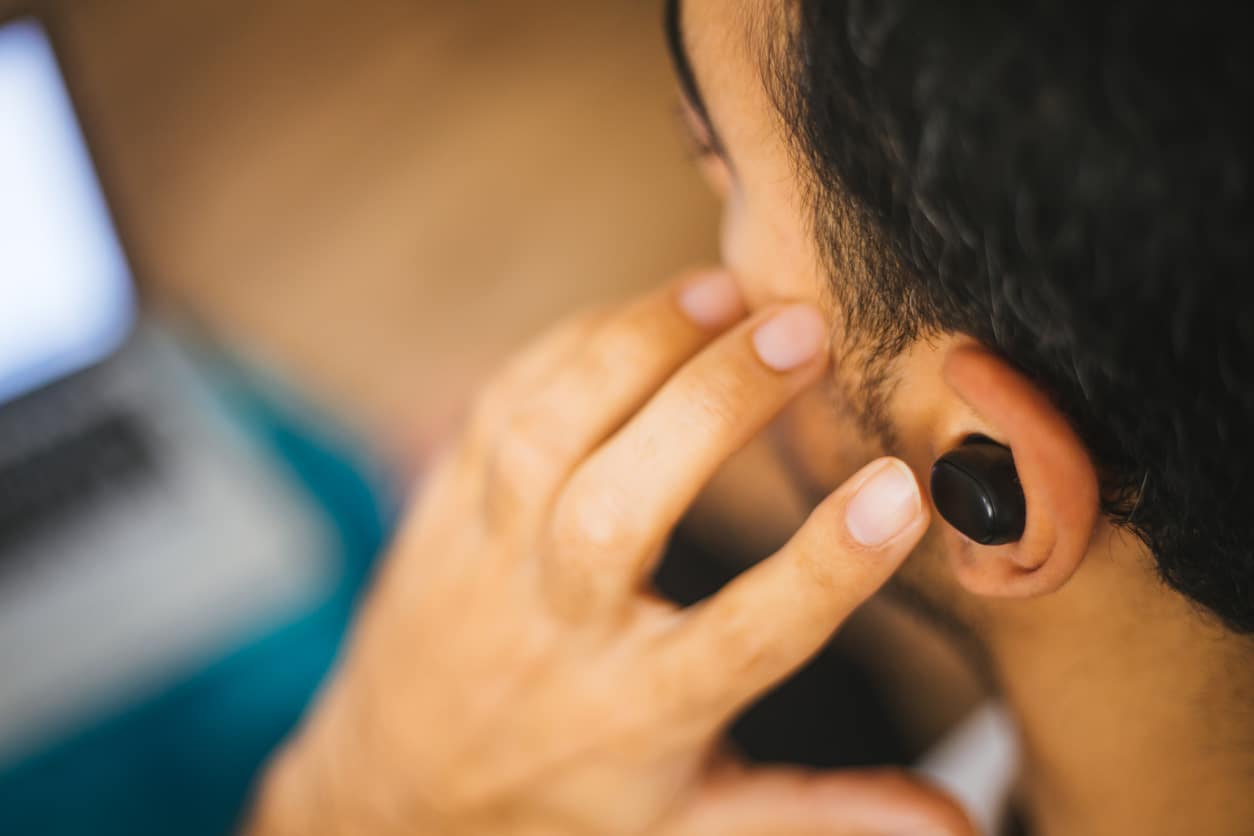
{"left": 934, "top": 345, "right": 1100, "bottom": 598}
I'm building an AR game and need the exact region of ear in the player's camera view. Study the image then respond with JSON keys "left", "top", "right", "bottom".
{"left": 932, "top": 344, "right": 1100, "bottom": 598}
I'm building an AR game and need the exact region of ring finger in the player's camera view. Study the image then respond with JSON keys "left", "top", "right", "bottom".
{"left": 544, "top": 303, "right": 831, "bottom": 616}
{"left": 483, "top": 270, "right": 746, "bottom": 517}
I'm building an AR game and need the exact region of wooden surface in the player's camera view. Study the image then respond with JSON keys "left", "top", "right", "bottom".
{"left": 42, "top": 0, "right": 720, "bottom": 450}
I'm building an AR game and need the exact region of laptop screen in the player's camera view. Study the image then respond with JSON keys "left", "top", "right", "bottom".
{"left": 0, "top": 18, "right": 136, "bottom": 406}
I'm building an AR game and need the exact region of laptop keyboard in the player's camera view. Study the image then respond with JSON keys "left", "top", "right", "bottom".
{"left": 0, "top": 413, "right": 155, "bottom": 552}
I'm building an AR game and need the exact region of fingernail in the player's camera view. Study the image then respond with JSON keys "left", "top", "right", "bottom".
{"left": 846, "top": 460, "right": 922, "bottom": 547}
{"left": 752, "top": 305, "right": 826, "bottom": 371}
{"left": 678, "top": 271, "right": 743, "bottom": 327}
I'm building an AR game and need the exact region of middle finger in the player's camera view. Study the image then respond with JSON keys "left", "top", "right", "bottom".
{"left": 484, "top": 270, "right": 745, "bottom": 515}
{"left": 545, "top": 303, "right": 831, "bottom": 615}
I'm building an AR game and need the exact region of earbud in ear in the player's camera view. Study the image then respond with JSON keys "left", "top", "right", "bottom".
{"left": 931, "top": 440, "right": 1026, "bottom": 546}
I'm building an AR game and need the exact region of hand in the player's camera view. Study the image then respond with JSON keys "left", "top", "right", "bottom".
{"left": 248, "top": 271, "right": 972, "bottom": 836}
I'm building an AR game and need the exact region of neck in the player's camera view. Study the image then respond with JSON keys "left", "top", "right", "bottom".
{"left": 984, "top": 535, "right": 1254, "bottom": 836}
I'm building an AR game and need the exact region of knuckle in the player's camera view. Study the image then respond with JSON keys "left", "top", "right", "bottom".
{"left": 485, "top": 416, "right": 569, "bottom": 509}
{"left": 794, "top": 498, "right": 878, "bottom": 592}
{"left": 792, "top": 533, "right": 845, "bottom": 595}
{"left": 568, "top": 349, "right": 619, "bottom": 398}
{"left": 646, "top": 644, "right": 706, "bottom": 716}
{"left": 586, "top": 312, "right": 665, "bottom": 379}
{"left": 704, "top": 601, "right": 776, "bottom": 683}
{"left": 496, "top": 413, "right": 568, "bottom": 477}
{"left": 551, "top": 481, "right": 640, "bottom": 553}
{"left": 657, "top": 606, "right": 776, "bottom": 721}
{"left": 468, "top": 307, "right": 604, "bottom": 429}
{"left": 540, "top": 309, "right": 607, "bottom": 365}
{"left": 466, "top": 383, "right": 511, "bottom": 445}
{"left": 675, "top": 366, "right": 755, "bottom": 433}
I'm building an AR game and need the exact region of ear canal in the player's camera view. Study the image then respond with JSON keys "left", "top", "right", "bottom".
{"left": 930, "top": 440, "right": 1026, "bottom": 546}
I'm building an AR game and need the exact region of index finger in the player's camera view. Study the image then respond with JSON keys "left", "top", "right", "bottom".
{"left": 649, "top": 458, "right": 928, "bottom": 722}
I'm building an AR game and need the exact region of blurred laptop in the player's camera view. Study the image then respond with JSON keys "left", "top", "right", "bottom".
{"left": 0, "top": 16, "right": 335, "bottom": 765}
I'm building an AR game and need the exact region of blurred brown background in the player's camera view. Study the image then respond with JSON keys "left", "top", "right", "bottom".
{"left": 28, "top": 0, "right": 720, "bottom": 452}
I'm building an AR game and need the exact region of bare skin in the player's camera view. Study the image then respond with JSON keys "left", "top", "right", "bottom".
{"left": 247, "top": 275, "right": 973, "bottom": 836}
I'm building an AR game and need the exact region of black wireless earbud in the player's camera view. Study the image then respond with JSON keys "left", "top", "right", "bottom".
{"left": 930, "top": 439, "right": 1026, "bottom": 546}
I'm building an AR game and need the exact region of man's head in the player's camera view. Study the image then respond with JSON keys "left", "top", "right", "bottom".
{"left": 666, "top": 0, "right": 1253, "bottom": 635}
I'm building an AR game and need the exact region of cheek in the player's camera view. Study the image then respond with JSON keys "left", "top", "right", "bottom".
{"left": 718, "top": 189, "right": 823, "bottom": 311}
{"left": 716, "top": 190, "right": 883, "bottom": 494}
{"left": 713, "top": 171, "right": 899, "bottom": 497}
{"left": 718, "top": 193, "right": 755, "bottom": 290}
{"left": 774, "top": 387, "right": 885, "bottom": 498}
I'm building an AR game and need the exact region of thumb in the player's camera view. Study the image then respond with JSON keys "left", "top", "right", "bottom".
{"left": 665, "top": 767, "right": 977, "bottom": 836}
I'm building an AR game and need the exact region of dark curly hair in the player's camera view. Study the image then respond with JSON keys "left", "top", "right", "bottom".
{"left": 772, "top": 0, "right": 1253, "bottom": 632}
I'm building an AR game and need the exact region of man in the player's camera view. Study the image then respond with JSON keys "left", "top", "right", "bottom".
{"left": 248, "top": 1, "right": 1253, "bottom": 834}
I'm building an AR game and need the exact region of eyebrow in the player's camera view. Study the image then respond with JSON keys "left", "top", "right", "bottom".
{"left": 663, "top": 0, "right": 729, "bottom": 156}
